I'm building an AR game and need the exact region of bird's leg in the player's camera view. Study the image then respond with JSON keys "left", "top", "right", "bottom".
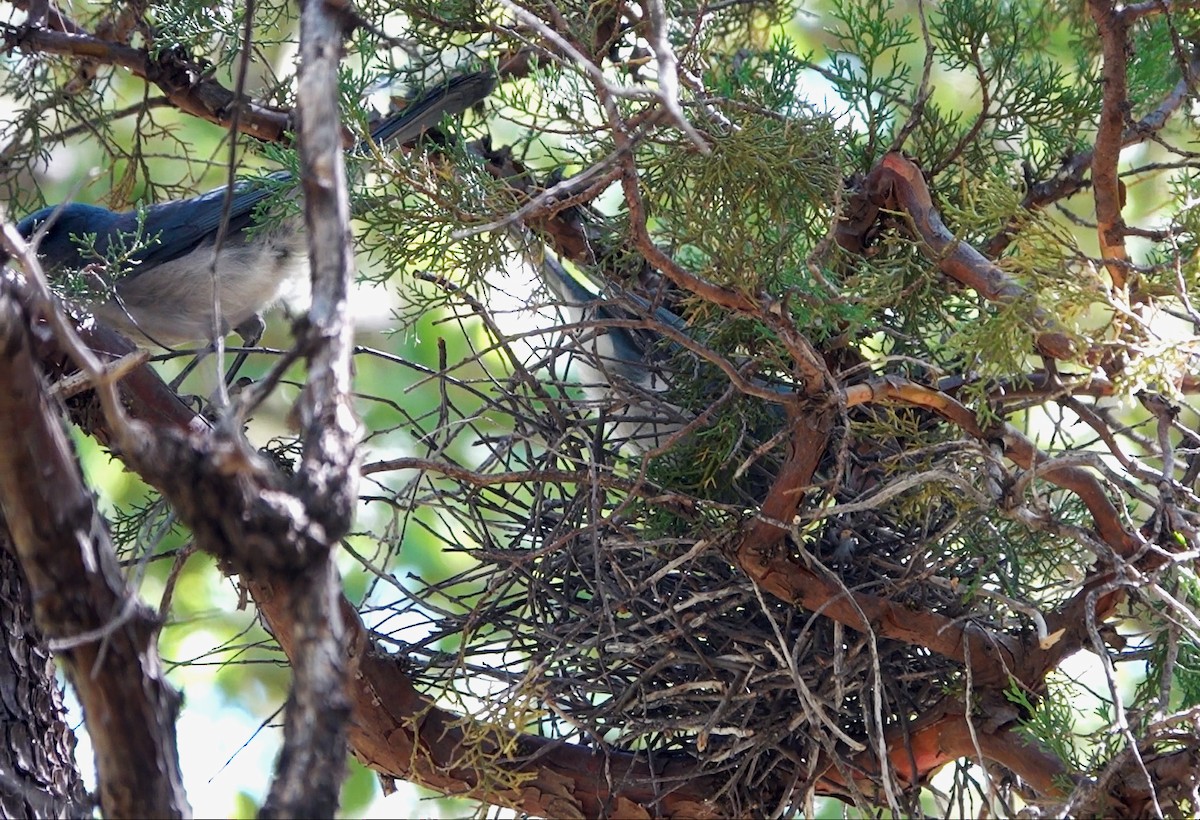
{"left": 168, "top": 347, "right": 210, "bottom": 391}
{"left": 167, "top": 314, "right": 263, "bottom": 391}
{"left": 233, "top": 314, "right": 265, "bottom": 347}
{"left": 224, "top": 313, "right": 265, "bottom": 384}
{"left": 166, "top": 312, "right": 264, "bottom": 394}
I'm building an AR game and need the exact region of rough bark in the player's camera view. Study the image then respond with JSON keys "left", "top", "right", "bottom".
{"left": 0, "top": 525, "right": 89, "bottom": 819}
{"left": 0, "top": 284, "right": 189, "bottom": 819}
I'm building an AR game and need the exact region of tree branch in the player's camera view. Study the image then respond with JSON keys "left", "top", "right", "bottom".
{"left": 0, "top": 279, "right": 189, "bottom": 818}
{"left": 4, "top": 21, "right": 292, "bottom": 142}
{"left": 253, "top": 0, "right": 366, "bottom": 811}
{"left": 840, "top": 153, "right": 1077, "bottom": 360}
{"left": 1088, "top": 0, "right": 1132, "bottom": 290}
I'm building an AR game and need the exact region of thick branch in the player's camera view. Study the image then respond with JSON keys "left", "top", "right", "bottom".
{"left": 0, "top": 522, "right": 90, "bottom": 818}
{"left": 0, "top": 283, "right": 189, "bottom": 818}
{"left": 253, "top": 0, "right": 364, "bottom": 813}
{"left": 816, "top": 703, "right": 1073, "bottom": 802}
{"left": 1088, "top": 0, "right": 1132, "bottom": 290}
{"left": 293, "top": 0, "right": 360, "bottom": 542}
{"left": 1070, "top": 741, "right": 1200, "bottom": 816}
{"left": 4, "top": 22, "right": 291, "bottom": 142}
{"left": 840, "top": 153, "right": 1076, "bottom": 360}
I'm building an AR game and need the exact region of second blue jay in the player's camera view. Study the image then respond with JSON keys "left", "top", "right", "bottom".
{"left": 537, "top": 251, "right": 700, "bottom": 454}
{"left": 17, "top": 72, "right": 495, "bottom": 348}
{"left": 536, "top": 249, "right": 793, "bottom": 463}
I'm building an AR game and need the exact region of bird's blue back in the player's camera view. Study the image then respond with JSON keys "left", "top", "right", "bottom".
{"left": 17, "top": 182, "right": 283, "bottom": 277}
{"left": 17, "top": 71, "right": 496, "bottom": 280}
{"left": 540, "top": 253, "right": 690, "bottom": 367}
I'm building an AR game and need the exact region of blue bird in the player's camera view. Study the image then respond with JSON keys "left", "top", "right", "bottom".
{"left": 537, "top": 251, "right": 703, "bottom": 454}
{"left": 17, "top": 71, "right": 495, "bottom": 348}
{"left": 537, "top": 250, "right": 794, "bottom": 465}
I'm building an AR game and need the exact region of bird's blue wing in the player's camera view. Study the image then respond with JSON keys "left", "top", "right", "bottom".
{"left": 361, "top": 71, "right": 496, "bottom": 150}
{"left": 20, "top": 71, "right": 496, "bottom": 278}
{"left": 122, "top": 71, "right": 497, "bottom": 270}
{"left": 17, "top": 203, "right": 122, "bottom": 271}
{"left": 117, "top": 171, "right": 292, "bottom": 271}
{"left": 541, "top": 253, "right": 690, "bottom": 365}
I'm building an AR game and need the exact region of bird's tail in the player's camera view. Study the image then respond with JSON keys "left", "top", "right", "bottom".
{"left": 363, "top": 71, "right": 496, "bottom": 149}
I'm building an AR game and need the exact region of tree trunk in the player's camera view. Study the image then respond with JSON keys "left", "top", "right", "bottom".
{"left": 0, "top": 518, "right": 88, "bottom": 819}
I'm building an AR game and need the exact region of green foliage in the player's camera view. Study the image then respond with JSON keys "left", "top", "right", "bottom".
{"left": 1173, "top": 635, "right": 1200, "bottom": 710}
{"left": 7, "top": 0, "right": 1200, "bottom": 816}
{"left": 1127, "top": 16, "right": 1196, "bottom": 113}
{"left": 824, "top": 0, "right": 916, "bottom": 162}
{"left": 231, "top": 790, "right": 259, "bottom": 819}
{"left": 149, "top": 0, "right": 297, "bottom": 62}
{"left": 54, "top": 206, "right": 173, "bottom": 300}
{"left": 648, "top": 112, "right": 841, "bottom": 291}
{"left": 1007, "top": 675, "right": 1086, "bottom": 774}
{"left": 340, "top": 759, "right": 381, "bottom": 816}
{"left": 1139, "top": 573, "right": 1200, "bottom": 712}
{"left": 925, "top": 0, "right": 1099, "bottom": 171}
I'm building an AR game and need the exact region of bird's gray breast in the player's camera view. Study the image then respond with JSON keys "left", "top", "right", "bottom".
{"left": 95, "top": 221, "right": 309, "bottom": 347}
